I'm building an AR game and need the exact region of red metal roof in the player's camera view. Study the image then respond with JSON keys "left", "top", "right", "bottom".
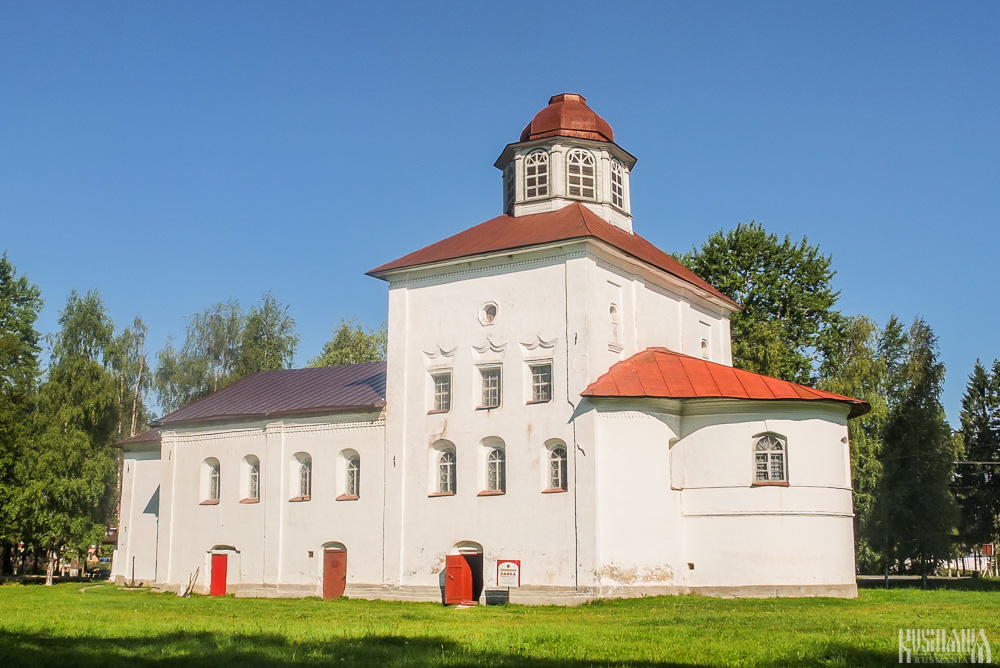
{"left": 582, "top": 348, "right": 870, "bottom": 418}
{"left": 367, "top": 203, "right": 737, "bottom": 308}
{"left": 152, "top": 362, "right": 387, "bottom": 427}
{"left": 112, "top": 428, "right": 162, "bottom": 448}
{"left": 519, "top": 93, "right": 615, "bottom": 143}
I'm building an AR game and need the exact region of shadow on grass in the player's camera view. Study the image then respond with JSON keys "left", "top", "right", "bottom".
{"left": 857, "top": 575, "right": 1000, "bottom": 592}
{"left": 0, "top": 629, "right": 899, "bottom": 668}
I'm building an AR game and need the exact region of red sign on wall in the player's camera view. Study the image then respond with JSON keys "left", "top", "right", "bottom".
{"left": 497, "top": 559, "right": 521, "bottom": 587}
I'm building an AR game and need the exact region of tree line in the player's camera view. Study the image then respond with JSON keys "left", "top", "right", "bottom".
{"left": 0, "top": 253, "right": 384, "bottom": 581}
{"left": 2, "top": 218, "right": 998, "bottom": 584}
{"left": 679, "top": 222, "right": 998, "bottom": 581}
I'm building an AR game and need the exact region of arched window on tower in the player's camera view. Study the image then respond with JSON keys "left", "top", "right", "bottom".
{"left": 611, "top": 159, "right": 625, "bottom": 209}
{"left": 524, "top": 151, "right": 549, "bottom": 199}
{"left": 567, "top": 149, "right": 596, "bottom": 199}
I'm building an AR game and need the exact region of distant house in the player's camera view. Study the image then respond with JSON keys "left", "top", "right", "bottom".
{"left": 113, "top": 94, "right": 868, "bottom": 604}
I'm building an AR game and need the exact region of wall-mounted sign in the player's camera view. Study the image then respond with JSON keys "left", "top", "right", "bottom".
{"left": 497, "top": 559, "right": 520, "bottom": 587}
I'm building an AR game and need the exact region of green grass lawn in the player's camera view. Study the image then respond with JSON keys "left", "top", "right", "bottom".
{"left": 0, "top": 581, "right": 997, "bottom": 667}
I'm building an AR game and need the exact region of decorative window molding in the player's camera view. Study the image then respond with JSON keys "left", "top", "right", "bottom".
{"left": 423, "top": 345, "right": 457, "bottom": 361}
{"left": 611, "top": 159, "right": 625, "bottom": 209}
{"left": 753, "top": 434, "right": 787, "bottom": 485}
{"left": 567, "top": 149, "right": 596, "bottom": 200}
{"left": 479, "top": 365, "right": 502, "bottom": 409}
{"left": 520, "top": 335, "right": 557, "bottom": 352}
{"left": 529, "top": 362, "right": 553, "bottom": 404}
{"left": 430, "top": 370, "right": 452, "bottom": 413}
{"left": 524, "top": 150, "right": 549, "bottom": 199}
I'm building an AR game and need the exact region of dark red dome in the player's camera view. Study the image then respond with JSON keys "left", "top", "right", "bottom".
{"left": 519, "top": 93, "right": 614, "bottom": 143}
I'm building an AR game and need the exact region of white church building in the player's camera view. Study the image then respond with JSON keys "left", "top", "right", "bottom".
{"left": 113, "top": 94, "right": 868, "bottom": 604}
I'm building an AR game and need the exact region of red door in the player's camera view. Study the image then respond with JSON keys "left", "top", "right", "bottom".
{"left": 444, "top": 554, "right": 473, "bottom": 605}
{"left": 210, "top": 553, "right": 227, "bottom": 596}
{"left": 323, "top": 549, "right": 347, "bottom": 599}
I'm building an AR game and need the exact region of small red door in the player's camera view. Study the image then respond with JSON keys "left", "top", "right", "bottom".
{"left": 210, "top": 553, "right": 227, "bottom": 596}
{"left": 323, "top": 549, "right": 347, "bottom": 599}
{"left": 444, "top": 554, "right": 473, "bottom": 605}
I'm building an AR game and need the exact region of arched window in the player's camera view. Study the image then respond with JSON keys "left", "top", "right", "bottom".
{"left": 290, "top": 453, "right": 312, "bottom": 501}
{"left": 208, "top": 461, "right": 220, "bottom": 501}
{"left": 754, "top": 434, "right": 787, "bottom": 483}
{"left": 567, "top": 149, "right": 596, "bottom": 199}
{"left": 548, "top": 446, "right": 568, "bottom": 491}
{"left": 487, "top": 448, "right": 506, "bottom": 493}
{"left": 346, "top": 456, "right": 360, "bottom": 497}
{"left": 524, "top": 151, "right": 549, "bottom": 199}
{"left": 241, "top": 455, "right": 260, "bottom": 502}
{"left": 439, "top": 450, "right": 456, "bottom": 494}
{"left": 249, "top": 459, "right": 259, "bottom": 499}
{"left": 611, "top": 159, "right": 625, "bottom": 209}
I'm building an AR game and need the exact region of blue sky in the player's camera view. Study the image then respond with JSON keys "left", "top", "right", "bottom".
{"left": 2, "top": 2, "right": 997, "bottom": 423}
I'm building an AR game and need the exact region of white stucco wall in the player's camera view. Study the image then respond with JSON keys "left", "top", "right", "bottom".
{"left": 113, "top": 446, "right": 161, "bottom": 583}
{"left": 156, "top": 413, "right": 385, "bottom": 594}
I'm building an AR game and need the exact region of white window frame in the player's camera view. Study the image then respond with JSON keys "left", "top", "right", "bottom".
{"left": 208, "top": 462, "right": 220, "bottom": 501}
{"left": 487, "top": 448, "right": 506, "bottom": 493}
{"left": 754, "top": 434, "right": 787, "bottom": 484}
{"left": 346, "top": 456, "right": 360, "bottom": 497}
{"left": 431, "top": 370, "right": 452, "bottom": 413}
{"left": 566, "top": 149, "right": 596, "bottom": 200}
{"left": 438, "top": 449, "right": 456, "bottom": 494}
{"left": 524, "top": 150, "right": 549, "bottom": 199}
{"left": 548, "top": 445, "right": 568, "bottom": 492}
{"left": 528, "top": 361, "right": 553, "bottom": 404}
{"left": 479, "top": 365, "right": 501, "bottom": 409}
{"left": 610, "top": 159, "right": 625, "bottom": 209}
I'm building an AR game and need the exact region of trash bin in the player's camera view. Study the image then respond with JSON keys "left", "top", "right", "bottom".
{"left": 484, "top": 588, "right": 509, "bottom": 605}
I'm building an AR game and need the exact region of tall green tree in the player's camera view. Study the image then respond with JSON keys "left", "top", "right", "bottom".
{"left": 155, "top": 295, "right": 298, "bottom": 412}
{"left": 108, "top": 316, "right": 151, "bottom": 441}
{"left": 954, "top": 360, "right": 1000, "bottom": 556}
{"left": 678, "top": 221, "right": 842, "bottom": 384}
{"left": 0, "top": 254, "right": 43, "bottom": 571}
{"left": 310, "top": 318, "right": 386, "bottom": 367}
{"left": 17, "top": 290, "right": 119, "bottom": 584}
{"left": 875, "top": 317, "right": 959, "bottom": 584}
{"left": 235, "top": 293, "right": 299, "bottom": 377}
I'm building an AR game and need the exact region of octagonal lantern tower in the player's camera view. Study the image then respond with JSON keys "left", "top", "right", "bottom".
{"left": 494, "top": 94, "right": 638, "bottom": 233}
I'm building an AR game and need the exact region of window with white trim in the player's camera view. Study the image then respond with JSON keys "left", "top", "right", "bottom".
{"left": 291, "top": 453, "right": 312, "bottom": 501}
{"left": 480, "top": 366, "right": 501, "bottom": 409}
{"left": 207, "top": 460, "right": 220, "bottom": 502}
{"left": 567, "top": 149, "right": 596, "bottom": 199}
{"left": 487, "top": 448, "right": 506, "bottom": 493}
{"left": 504, "top": 162, "right": 515, "bottom": 210}
{"left": 524, "top": 151, "right": 549, "bottom": 199}
{"left": 549, "top": 446, "right": 568, "bottom": 491}
{"left": 431, "top": 371, "right": 452, "bottom": 412}
{"left": 249, "top": 459, "right": 259, "bottom": 499}
{"left": 529, "top": 362, "right": 552, "bottom": 403}
{"left": 754, "top": 434, "right": 787, "bottom": 483}
{"left": 611, "top": 159, "right": 625, "bottom": 208}
{"left": 438, "top": 449, "right": 456, "bottom": 494}
{"left": 346, "top": 455, "right": 360, "bottom": 497}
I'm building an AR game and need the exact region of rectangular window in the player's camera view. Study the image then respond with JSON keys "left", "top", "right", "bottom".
{"left": 480, "top": 366, "right": 501, "bottom": 409}
{"left": 432, "top": 372, "right": 452, "bottom": 412}
{"left": 530, "top": 363, "right": 552, "bottom": 403}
